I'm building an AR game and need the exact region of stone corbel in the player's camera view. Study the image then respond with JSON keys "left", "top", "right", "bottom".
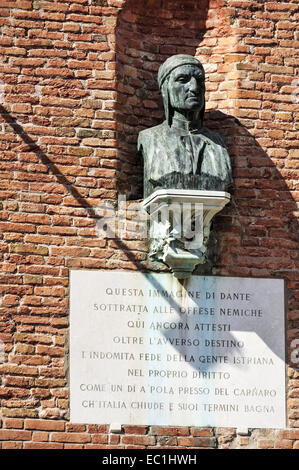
{"left": 142, "top": 189, "right": 230, "bottom": 279}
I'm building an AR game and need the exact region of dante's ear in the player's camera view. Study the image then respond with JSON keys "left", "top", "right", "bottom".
{"left": 161, "top": 78, "right": 173, "bottom": 127}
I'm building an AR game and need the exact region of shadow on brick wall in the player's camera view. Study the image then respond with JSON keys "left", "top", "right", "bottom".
{"left": 0, "top": 102, "right": 148, "bottom": 269}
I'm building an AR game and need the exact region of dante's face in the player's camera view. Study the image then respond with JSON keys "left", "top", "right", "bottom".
{"left": 167, "top": 64, "right": 205, "bottom": 113}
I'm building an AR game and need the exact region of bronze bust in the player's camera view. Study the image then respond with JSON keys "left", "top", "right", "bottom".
{"left": 138, "top": 54, "right": 232, "bottom": 198}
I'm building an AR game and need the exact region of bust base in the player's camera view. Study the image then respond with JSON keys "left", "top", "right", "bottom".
{"left": 142, "top": 189, "right": 230, "bottom": 279}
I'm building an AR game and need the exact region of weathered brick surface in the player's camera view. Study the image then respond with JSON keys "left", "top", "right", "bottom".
{"left": 0, "top": 0, "right": 298, "bottom": 450}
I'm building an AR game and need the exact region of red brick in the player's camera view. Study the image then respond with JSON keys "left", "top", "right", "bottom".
{"left": 2, "top": 442, "right": 23, "bottom": 449}
{"left": 277, "top": 430, "right": 299, "bottom": 440}
{"left": 0, "top": 429, "right": 32, "bottom": 441}
{"left": 3, "top": 418, "right": 24, "bottom": 429}
{"left": 32, "top": 431, "right": 49, "bottom": 442}
{"left": 24, "top": 419, "right": 65, "bottom": 431}
{"left": 64, "top": 443, "right": 85, "bottom": 449}
{"left": 23, "top": 442, "right": 63, "bottom": 449}
{"left": 149, "top": 426, "right": 189, "bottom": 436}
{"left": 121, "top": 435, "right": 156, "bottom": 446}
{"left": 51, "top": 432, "right": 91, "bottom": 443}
{"left": 65, "top": 423, "right": 86, "bottom": 433}
{"left": 122, "top": 426, "right": 148, "bottom": 435}
{"left": 191, "top": 427, "right": 214, "bottom": 437}
{"left": 109, "top": 434, "right": 120, "bottom": 445}
{"left": 274, "top": 440, "right": 294, "bottom": 449}
{"left": 177, "top": 436, "right": 216, "bottom": 447}
{"left": 258, "top": 439, "right": 274, "bottom": 449}
{"left": 92, "top": 434, "right": 109, "bottom": 444}
{"left": 87, "top": 425, "right": 107, "bottom": 433}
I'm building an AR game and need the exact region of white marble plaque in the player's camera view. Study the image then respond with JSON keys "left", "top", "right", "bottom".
{"left": 70, "top": 271, "right": 286, "bottom": 428}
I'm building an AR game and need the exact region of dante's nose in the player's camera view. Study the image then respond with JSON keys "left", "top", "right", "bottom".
{"left": 189, "top": 77, "right": 198, "bottom": 92}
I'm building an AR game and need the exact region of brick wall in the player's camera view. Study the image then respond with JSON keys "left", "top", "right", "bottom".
{"left": 0, "top": 0, "right": 298, "bottom": 449}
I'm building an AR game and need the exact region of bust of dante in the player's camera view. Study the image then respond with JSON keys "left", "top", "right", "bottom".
{"left": 138, "top": 54, "right": 232, "bottom": 198}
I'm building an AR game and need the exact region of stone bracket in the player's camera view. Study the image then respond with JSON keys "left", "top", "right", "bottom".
{"left": 142, "top": 189, "right": 231, "bottom": 278}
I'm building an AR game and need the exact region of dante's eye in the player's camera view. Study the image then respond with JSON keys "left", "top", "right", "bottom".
{"left": 176, "top": 76, "right": 189, "bottom": 83}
